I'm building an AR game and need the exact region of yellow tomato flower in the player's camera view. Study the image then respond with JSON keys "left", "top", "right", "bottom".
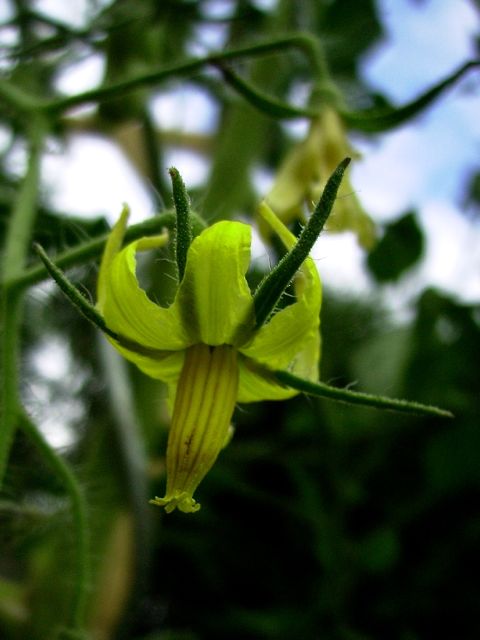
{"left": 265, "top": 107, "right": 376, "bottom": 249}
{"left": 97, "top": 204, "right": 321, "bottom": 513}
{"left": 33, "top": 161, "right": 449, "bottom": 518}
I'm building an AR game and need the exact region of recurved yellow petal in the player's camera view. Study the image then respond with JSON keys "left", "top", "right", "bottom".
{"left": 98, "top": 213, "right": 189, "bottom": 352}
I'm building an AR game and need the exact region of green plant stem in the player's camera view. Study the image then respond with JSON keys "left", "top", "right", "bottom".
{"left": 214, "top": 62, "right": 319, "bottom": 119}
{"left": 253, "top": 158, "right": 350, "bottom": 328}
{"left": 12, "top": 211, "right": 207, "bottom": 292}
{"left": 0, "top": 292, "right": 23, "bottom": 487}
{"left": 34, "top": 34, "right": 324, "bottom": 115}
{"left": 274, "top": 369, "right": 453, "bottom": 418}
{"left": 15, "top": 214, "right": 174, "bottom": 290}
{"left": 2, "top": 35, "right": 477, "bottom": 134}
{"left": 0, "top": 78, "right": 39, "bottom": 113}
{"left": 0, "top": 122, "right": 45, "bottom": 487}
{"left": 3, "top": 124, "right": 44, "bottom": 282}
{"left": 18, "top": 412, "right": 91, "bottom": 633}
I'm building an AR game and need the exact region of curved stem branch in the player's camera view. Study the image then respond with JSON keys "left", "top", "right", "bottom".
{"left": 343, "top": 59, "right": 480, "bottom": 132}
{"left": 214, "top": 62, "right": 319, "bottom": 119}
{"left": 40, "top": 34, "right": 326, "bottom": 116}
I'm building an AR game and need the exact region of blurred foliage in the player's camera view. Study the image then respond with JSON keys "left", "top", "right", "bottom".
{"left": 1, "top": 1, "right": 479, "bottom": 639}
{"left": 464, "top": 170, "right": 480, "bottom": 217}
{"left": 366, "top": 212, "right": 424, "bottom": 283}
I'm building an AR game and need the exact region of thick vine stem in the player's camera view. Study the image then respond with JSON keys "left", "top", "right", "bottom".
{"left": 0, "top": 120, "right": 45, "bottom": 487}
{"left": 0, "top": 293, "right": 22, "bottom": 487}
{"left": 9, "top": 210, "right": 207, "bottom": 292}
{"left": 1, "top": 34, "right": 326, "bottom": 117}
{"left": 0, "top": 79, "right": 39, "bottom": 114}
{"left": 2, "top": 121, "right": 45, "bottom": 283}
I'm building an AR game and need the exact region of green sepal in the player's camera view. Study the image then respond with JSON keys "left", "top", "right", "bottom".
{"left": 169, "top": 167, "right": 193, "bottom": 282}
{"left": 253, "top": 157, "right": 350, "bottom": 328}
{"left": 274, "top": 369, "right": 454, "bottom": 419}
{"left": 238, "top": 202, "right": 321, "bottom": 401}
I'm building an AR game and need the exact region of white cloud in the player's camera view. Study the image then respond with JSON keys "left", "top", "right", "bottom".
{"left": 42, "top": 134, "right": 154, "bottom": 223}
